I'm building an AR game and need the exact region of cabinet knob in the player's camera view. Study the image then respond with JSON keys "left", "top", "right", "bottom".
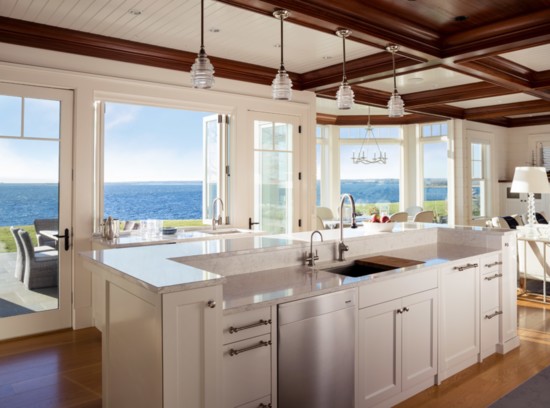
{"left": 207, "top": 300, "right": 217, "bottom": 309}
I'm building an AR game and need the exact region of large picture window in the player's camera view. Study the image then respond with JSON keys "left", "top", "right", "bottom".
{"left": 96, "top": 101, "right": 229, "bottom": 228}
{"left": 471, "top": 142, "right": 490, "bottom": 218}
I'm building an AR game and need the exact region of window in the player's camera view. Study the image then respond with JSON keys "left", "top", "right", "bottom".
{"left": 471, "top": 142, "right": 490, "bottom": 218}
{"left": 316, "top": 125, "right": 329, "bottom": 207}
{"left": 420, "top": 123, "right": 448, "bottom": 223}
{"left": 96, "top": 101, "right": 229, "bottom": 227}
{"left": 339, "top": 126, "right": 402, "bottom": 216}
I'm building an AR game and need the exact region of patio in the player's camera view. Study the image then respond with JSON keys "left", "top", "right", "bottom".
{"left": 0, "top": 252, "right": 58, "bottom": 318}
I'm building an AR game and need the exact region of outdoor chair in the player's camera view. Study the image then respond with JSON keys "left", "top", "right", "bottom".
{"left": 389, "top": 212, "right": 408, "bottom": 222}
{"left": 413, "top": 210, "right": 435, "bottom": 223}
{"left": 34, "top": 218, "right": 59, "bottom": 248}
{"left": 18, "top": 229, "right": 58, "bottom": 289}
{"left": 316, "top": 206, "right": 335, "bottom": 229}
{"left": 10, "top": 227, "right": 55, "bottom": 282}
{"left": 405, "top": 206, "right": 423, "bottom": 217}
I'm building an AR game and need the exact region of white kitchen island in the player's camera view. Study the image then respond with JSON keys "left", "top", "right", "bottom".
{"left": 81, "top": 223, "right": 519, "bottom": 408}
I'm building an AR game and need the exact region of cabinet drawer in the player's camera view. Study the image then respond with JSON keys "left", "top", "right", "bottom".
{"left": 480, "top": 307, "right": 501, "bottom": 360}
{"left": 223, "top": 334, "right": 272, "bottom": 408}
{"left": 223, "top": 307, "right": 272, "bottom": 344}
{"left": 481, "top": 270, "right": 500, "bottom": 312}
{"left": 359, "top": 269, "right": 437, "bottom": 309}
{"left": 481, "top": 254, "right": 502, "bottom": 275}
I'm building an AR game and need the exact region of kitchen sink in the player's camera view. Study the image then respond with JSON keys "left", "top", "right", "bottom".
{"left": 322, "top": 263, "right": 396, "bottom": 278}
{"left": 202, "top": 229, "right": 242, "bottom": 235}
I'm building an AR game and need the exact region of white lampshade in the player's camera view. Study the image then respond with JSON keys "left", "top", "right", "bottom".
{"left": 510, "top": 167, "right": 550, "bottom": 193}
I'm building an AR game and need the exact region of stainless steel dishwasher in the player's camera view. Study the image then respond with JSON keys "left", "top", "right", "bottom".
{"left": 278, "top": 288, "right": 356, "bottom": 408}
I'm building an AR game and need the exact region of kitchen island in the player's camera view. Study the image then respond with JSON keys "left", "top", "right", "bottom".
{"left": 81, "top": 223, "right": 519, "bottom": 408}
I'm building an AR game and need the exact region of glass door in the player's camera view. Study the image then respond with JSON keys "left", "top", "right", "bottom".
{"left": 0, "top": 83, "right": 73, "bottom": 340}
{"left": 252, "top": 113, "right": 300, "bottom": 234}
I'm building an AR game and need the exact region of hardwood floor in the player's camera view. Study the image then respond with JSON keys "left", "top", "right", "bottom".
{"left": 0, "top": 328, "right": 101, "bottom": 408}
{"left": 0, "top": 300, "right": 549, "bottom": 408}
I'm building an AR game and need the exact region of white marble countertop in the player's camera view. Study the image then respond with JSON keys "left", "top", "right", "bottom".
{"left": 222, "top": 242, "right": 497, "bottom": 311}
{"left": 81, "top": 236, "right": 301, "bottom": 293}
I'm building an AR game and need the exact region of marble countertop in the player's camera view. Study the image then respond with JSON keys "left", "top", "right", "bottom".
{"left": 81, "top": 235, "right": 300, "bottom": 293}
{"left": 222, "top": 242, "right": 497, "bottom": 312}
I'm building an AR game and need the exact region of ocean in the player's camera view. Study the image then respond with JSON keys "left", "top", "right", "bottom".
{"left": 0, "top": 179, "right": 448, "bottom": 226}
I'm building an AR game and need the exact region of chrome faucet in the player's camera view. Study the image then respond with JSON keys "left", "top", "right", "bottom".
{"left": 338, "top": 193, "right": 358, "bottom": 261}
{"left": 306, "top": 230, "right": 324, "bottom": 267}
{"left": 211, "top": 197, "right": 224, "bottom": 230}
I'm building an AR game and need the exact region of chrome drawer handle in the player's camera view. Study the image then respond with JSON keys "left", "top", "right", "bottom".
{"left": 229, "top": 319, "right": 272, "bottom": 334}
{"left": 258, "top": 404, "right": 272, "bottom": 408}
{"left": 484, "top": 273, "right": 503, "bottom": 281}
{"left": 229, "top": 340, "right": 271, "bottom": 356}
{"left": 485, "top": 310, "right": 503, "bottom": 320}
{"left": 484, "top": 261, "right": 503, "bottom": 268}
{"left": 454, "top": 263, "right": 478, "bottom": 271}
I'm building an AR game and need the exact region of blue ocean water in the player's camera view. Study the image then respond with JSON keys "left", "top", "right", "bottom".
{"left": 0, "top": 179, "right": 448, "bottom": 226}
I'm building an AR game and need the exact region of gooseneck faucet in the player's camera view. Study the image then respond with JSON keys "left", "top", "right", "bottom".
{"left": 211, "top": 197, "right": 224, "bottom": 230}
{"left": 338, "top": 193, "right": 358, "bottom": 261}
{"left": 306, "top": 230, "right": 324, "bottom": 267}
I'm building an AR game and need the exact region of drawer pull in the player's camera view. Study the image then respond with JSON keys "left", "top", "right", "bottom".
{"left": 229, "top": 319, "right": 272, "bottom": 334}
{"left": 485, "top": 310, "right": 503, "bottom": 320}
{"left": 454, "top": 263, "right": 478, "bottom": 271}
{"left": 484, "top": 261, "right": 503, "bottom": 268}
{"left": 229, "top": 340, "right": 271, "bottom": 356}
{"left": 258, "top": 404, "right": 272, "bottom": 408}
{"left": 484, "top": 273, "right": 503, "bottom": 281}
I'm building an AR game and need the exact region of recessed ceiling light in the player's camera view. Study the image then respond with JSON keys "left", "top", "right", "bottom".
{"left": 209, "top": 28, "right": 220, "bottom": 33}
{"left": 128, "top": 9, "right": 142, "bottom": 16}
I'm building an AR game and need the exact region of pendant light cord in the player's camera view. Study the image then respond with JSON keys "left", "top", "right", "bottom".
{"left": 392, "top": 49, "right": 397, "bottom": 93}
{"left": 280, "top": 16, "right": 284, "bottom": 71}
{"left": 200, "top": 0, "right": 205, "bottom": 52}
{"left": 342, "top": 34, "right": 347, "bottom": 82}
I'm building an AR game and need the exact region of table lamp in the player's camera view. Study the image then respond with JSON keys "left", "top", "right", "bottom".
{"left": 510, "top": 166, "right": 550, "bottom": 231}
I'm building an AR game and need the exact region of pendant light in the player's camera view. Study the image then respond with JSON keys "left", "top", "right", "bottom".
{"left": 272, "top": 9, "right": 292, "bottom": 100}
{"left": 190, "top": 0, "right": 215, "bottom": 89}
{"left": 336, "top": 29, "right": 354, "bottom": 110}
{"left": 386, "top": 44, "right": 404, "bottom": 117}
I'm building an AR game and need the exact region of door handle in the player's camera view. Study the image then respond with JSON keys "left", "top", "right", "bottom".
{"left": 55, "top": 228, "right": 70, "bottom": 251}
{"left": 249, "top": 217, "right": 259, "bottom": 230}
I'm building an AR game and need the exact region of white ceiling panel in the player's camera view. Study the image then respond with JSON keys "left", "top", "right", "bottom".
{"left": 0, "top": 0, "right": 379, "bottom": 74}
{"left": 316, "top": 97, "right": 389, "bottom": 116}
{"left": 449, "top": 93, "right": 539, "bottom": 109}
{"left": 500, "top": 44, "right": 550, "bottom": 72}
{"left": 507, "top": 111, "right": 550, "bottom": 119}
{"left": 359, "top": 67, "right": 481, "bottom": 94}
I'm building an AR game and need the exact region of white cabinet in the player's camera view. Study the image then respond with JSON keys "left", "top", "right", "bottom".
{"left": 357, "top": 275, "right": 437, "bottom": 408}
{"left": 480, "top": 253, "right": 502, "bottom": 360}
{"left": 500, "top": 235, "right": 520, "bottom": 352}
{"left": 222, "top": 307, "right": 273, "bottom": 408}
{"left": 439, "top": 258, "right": 479, "bottom": 381}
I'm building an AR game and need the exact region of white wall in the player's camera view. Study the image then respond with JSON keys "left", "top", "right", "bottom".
{"left": 0, "top": 42, "right": 317, "bottom": 329}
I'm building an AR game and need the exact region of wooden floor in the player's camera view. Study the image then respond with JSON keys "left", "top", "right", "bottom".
{"left": 0, "top": 300, "right": 549, "bottom": 408}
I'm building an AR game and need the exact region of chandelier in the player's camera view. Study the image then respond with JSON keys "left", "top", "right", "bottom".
{"left": 272, "top": 9, "right": 292, "bottom": 100}
{"left": 352, "top": 106, "right": 387, "bottom": 165}
{"left": 190, "top": 0, "right": 215, "bottom": 88}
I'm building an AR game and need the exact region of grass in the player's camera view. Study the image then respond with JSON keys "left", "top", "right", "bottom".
{"left": 0, "top": 225, "right": 38, "bottom": 253}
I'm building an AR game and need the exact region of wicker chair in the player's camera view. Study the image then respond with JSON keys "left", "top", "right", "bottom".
{"left": 33, "top": 218, "right": 59, "bottom": 248}
{"left": 10, "top": 227, "right": 55, "bottom": 282}
{"left": 18, "top": 230, "right": 58, "bottom": 289}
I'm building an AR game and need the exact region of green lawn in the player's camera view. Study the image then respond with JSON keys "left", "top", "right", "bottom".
{"left": 0, "top": 225, "right": 38, "bottom": 253}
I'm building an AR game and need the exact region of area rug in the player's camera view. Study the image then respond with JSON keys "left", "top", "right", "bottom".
{"left": 489, "top": 365, "right": 550, "bottom": 407}
{"left": 0, "top": 298, "right": 34, "bottom": 317}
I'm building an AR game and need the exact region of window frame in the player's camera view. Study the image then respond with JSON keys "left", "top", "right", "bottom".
{"left": 470, "top": 141, "right": 491, "bottom": 219}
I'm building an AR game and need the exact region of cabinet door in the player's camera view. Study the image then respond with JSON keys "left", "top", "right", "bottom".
{"left": 501, "top": 236, "right": 518, "bottom": 344}
{"left": 357, "top": 298, "right": 402, "bottom": 408}
{"left": 223, "top": 334, "right": 272, "bottom": 408}
{"left": 439, "top": 261, "right": 479, "bottom": 378}
{"left": 163, "top": 286, "right": 223, "bottom": 408}
{"left": 402, "top": 289, "right": 438, "bottom": 391}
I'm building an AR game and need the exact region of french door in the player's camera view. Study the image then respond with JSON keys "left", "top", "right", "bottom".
{"left": 251, "top": 112, "right": 300, "bottom": 234}
{"left": 0, "top": 83, "right": 73, "bottom": 340}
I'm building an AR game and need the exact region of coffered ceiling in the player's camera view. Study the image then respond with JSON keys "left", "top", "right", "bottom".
{"left": 1, "top": 0, "right": 549, "bottom": 127}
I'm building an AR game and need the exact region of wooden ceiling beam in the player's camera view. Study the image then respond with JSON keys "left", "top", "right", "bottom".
{"left": 316, "top": 113, "right": 443, "bottom": 126}
{"left": 464, "top": 100, "right": 550, "bottom": 120}
{"left": 508, "top": 115, "right": 550, "bottom": 128}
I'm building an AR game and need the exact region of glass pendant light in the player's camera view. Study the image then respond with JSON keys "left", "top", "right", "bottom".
{"left": 336, "top": 29, "right": 354, "bottom": 110}
{"left": 386, "top": 44, "right": 404, "bottom": 117}
{"left": 191, "top": 0, "right": 215, "bottom": 89}
{"left": 272, "top": 9, "right": 292, "bottom": 100}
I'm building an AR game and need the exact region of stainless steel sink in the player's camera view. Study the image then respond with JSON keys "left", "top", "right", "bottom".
{"left": 322, "top": 263, "right": 396, "bottom": 278}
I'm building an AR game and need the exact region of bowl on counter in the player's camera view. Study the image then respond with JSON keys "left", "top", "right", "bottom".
{"left": 162, "top": 227, "right": 178, "bottom": 235}
{"left": 363, "top": 222, "right": 394, "bottom": 232}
